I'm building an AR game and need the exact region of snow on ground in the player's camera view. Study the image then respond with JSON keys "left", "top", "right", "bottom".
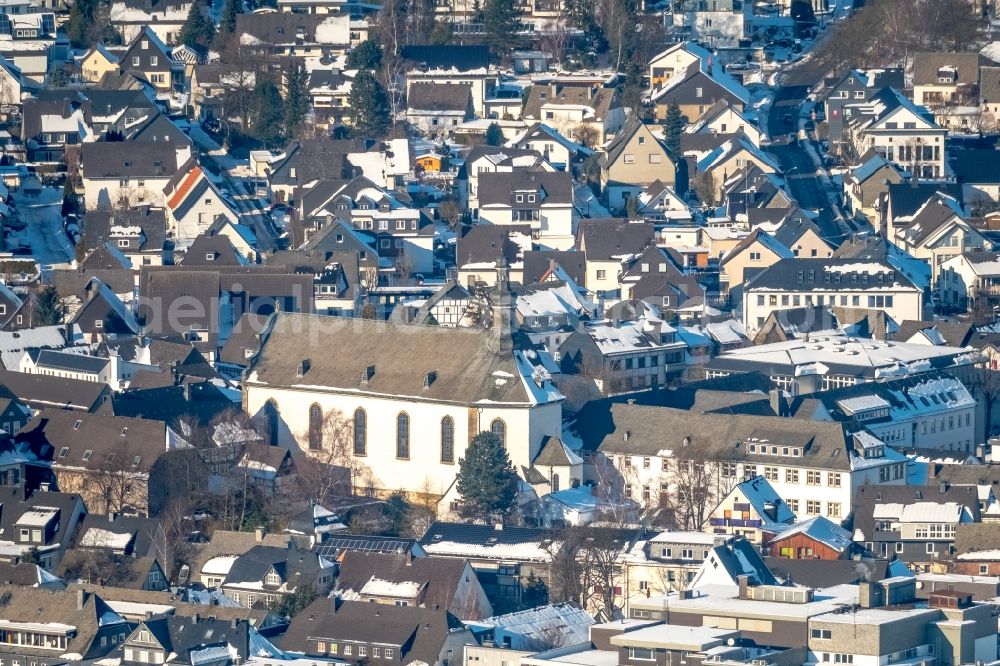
{"left": 10, "top": 186, "right": 73, "bottom": 278}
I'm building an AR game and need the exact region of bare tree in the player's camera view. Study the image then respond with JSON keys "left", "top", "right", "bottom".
{"left": 541, "top": 20, "right": 570, "bottom": 67}
{"left": 294, "top": 408, "right": 374, "bottom": 504}
{"left": 659, "top": 455, "right": 737, "bottom": 531}
{"left": 573, "top": 124, "right": 601, "bottom": 149}
{"left": 90, "top": 441, "right": 149, "bottom": 515}
{"left": 549, "top": 526, "right": 630, "bottom": 616}
{"left": 968, "top": 366, "right": 1000, "bottom": 439}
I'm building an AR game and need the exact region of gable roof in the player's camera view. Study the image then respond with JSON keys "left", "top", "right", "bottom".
{"left": 720, "top": 228, "right": 793, "bottom": 267}
{"left": 745, "top": 257, "right": 920, "bottom": 292}
{"left": 335, "top": 551, "right": 469, "bottom": 611}
{"left": 247, "top": 313, "right": 557, "bottom": 406}
{"left": 407, "top": 82, "right": 472, "bottom": 113}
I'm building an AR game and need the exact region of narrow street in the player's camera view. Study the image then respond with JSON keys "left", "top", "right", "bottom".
{"left": 14, "top": 187, "right": 73, "bottom": 279}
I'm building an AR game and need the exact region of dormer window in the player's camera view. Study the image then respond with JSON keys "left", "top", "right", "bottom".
{"left": 266, "top": 570, "right": 281, "bottom": 585}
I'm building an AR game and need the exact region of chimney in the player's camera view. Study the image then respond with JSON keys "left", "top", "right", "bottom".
{"left": 109, "top": 512, "right": 117, "bottom": 523}
{"left": 769, "top": 388, "right": 787, "bottom": 417}
{"left": 77, "top": 588, "right": 85, "bottom": 610}
{"left": 939, "top": 482, "right": 948, "bottom": 494}
{"left": 255, "top": 527, "right": 264, "bottom": 542}
{"left": 406, "top": 549, "right": 414, "bottom": 565}
{"left": 231, "top": 618, "right": 239, "bottom": 629}
{"left": 192, "top": 612, "right": 199, "bottom": 624}
{"left": 737, "top": 575, "right": 750, "bottom": 600}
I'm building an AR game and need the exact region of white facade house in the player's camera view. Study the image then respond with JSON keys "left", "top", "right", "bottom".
{"left": 478, "top": 170, "right": 577, "bottom": 251}
{"left": 845, "top": 87, "right": 947, "bottom": 179}
{"left": 242, "top": 313, "right": 564, "bottom": 498}
{"left": 939, "top": 251, "right": 1000, "bottom": 309}
{"left": 583, "top": 401, "right": 908, "bottom": 521}
{"left": 743, "top": 258, "right": 924, "bottom": 333}
{"left": 163, "top": 163, "right": 240, "bottom": 249}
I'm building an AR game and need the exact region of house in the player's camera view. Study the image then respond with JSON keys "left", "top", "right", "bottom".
{"left": 766, "top": 515, "right": 860, "bottom": 560}
{"left": 939, "top": 251, "right": 1000, "bottom": 310}
{"left": 80, "top": 141, "right": 181, "bottom": 211}
{"left": 405, "top": 82, "right": 473, "bottom": 137}
{"left": 16, "top": 410, "right": 179, "bottom": 516}
{"left": 118, "top": 26, "right": 181, "bottom": 93}
{"left": 234, "top": 13, "right": 353, "bottom": 59}
{"left": 843, "top": 152, "right": 907, "bottom": 219}
{"left": 844, "top": 87, "right": 947, "bottom": 179}
{"left": 687, "top": 538, "right": 777, "bottom": 590}
{"left": 667, "top": 0, "right": 748, "bottom": 48}
{"left": 308, "top": 68, "right": 354, "bottom": 129}
{"left": 81, "top": 44, "right": 119, "bottom": 83}
{"left": 401, "top": 45, "right": 495, "bottom": 116}
{"left": 599, "top": 119, "right": 677, "bottom": 213}
{"left": 221, "top": 542, "right": 334, "bottom": 608}
{"left": 649, "top": 56, "right": 750, "bottom": 121}
{"left": 334, "top": 551, "right": 492, "bottom": 621}
{"left": 685, "top": 98, "right": 762, "bottom": 147}
{"left": 635, "top": 181, "right": 691, "bottom": 224}
{"left": 74, "top": 512, "right": 168, "bottom": 578}
{"left": 162, "top": 161, "right": 239, "bottom": 249}
{"left": 894, "top": 194, "right": 992, "bottom": 282}
{"left": 242, "top": 312, "right": 564, "bottom": 498}
{"left": 17, "top": 349, "right": 113, "bottom": 385}
{"left": 742, "top": 258, "right": 924, "bottom": 332}
{"left": 454, "top": 224, "right": 530, "bottom": 289}
{"left": 506, "top": 123, "right": 594, "bottom": 172}
{"left": 718, "top": 228, "right": 793, "bottom": 294}
{"left": 69, "top": 277, "right": 140, "bottom": 343}
{"left": 851, "top": 484, "right": 980, "bottom": 565}
{"left": 418, "top": 522, "right": 561, "bottom": 611}
{"left": 952, "top": 149, "right": 1000, "bottom": 211}
{"left": 0, "top": 13, "right": 57, "bottom": 83}
{"left": 576, "top": 218, "right": 655, "bottom": 299}
{"left": 456, "top": 145, "right": 551, "bottom": 217}
{"left": 705, "top": 475, "right": 795, "bottom": 546}
{"left": 478, "top": 170, "right": 576, "bottom": 251}
{"left": 647, "top": 42, "right": 710, "bottom": 90}
{"left": 0, "top": 487, "right": 88, "bottom": 571}
{"left": 234, "top": 444, "right": 295, "bottom": 497}
{"left": 521, "top": 83, "right": 625, "bottom": 143}
{"left": 883, "top": 182, "right": 965, "bottom": 242}
{"left": 824, "top": 68, "right": 905, "bottom": 148}
{"left": 0, "top": 370, "right": 113, "bottom": 412}
{"left": 110, "top": 0, "right": 189, "bottom": 44}
{"left": 624, "top": 531, "right": 725, "bottom": 596}
{"left": 279, "top": 598, "right": 475, "bottom": 666}
{"left": 912, "top": 52, "right": 985, "bottom": 110}
{"left": 138, "top": 265, "right": 314, "bottom": 357}
{"left": 558, "top": 316, "right": 688, "bottom": 393}
{"left": 576, "top": 400, "right": 907, "bottom": 521}
{"left": 694, "top": 133, "right": 779, "bottom": 198}
{"left": 0, "top": 586, "right": 132, "bottom": 663}
{"left": 80, "top": 207, "right": 168, "bottom": 269}
{"left": 120, "top": 615, "right": 283, "bottom": 666}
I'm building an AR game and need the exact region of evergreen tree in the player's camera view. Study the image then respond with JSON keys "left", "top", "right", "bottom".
{"left": 220, "top": 0, "right": 240, "bottom": 35}
{"left": 346, "top": 39, "right": 383, "bottom": 71}
{"left": 35, "top": 286, "right": 64, "bottom": 326}
{"left": 284, "top": 60, "right": 309, "bottom": 138}
{"left": 663, "top": 104, "right": 687, "bottom": 157}
{"left": 456, "top": 431, "right": 519, "bottom": 522}
{"left": 482, "top": 0, "right": 522, "bottom": 61}
{"left": 251, "top": 79, "right": 284, "bottom": 147}
{"left": 66, "top": 0, "right": 99, "bottom": 48}
{"left": 179, "top": 0, "right": 216, "bottom": 50}
{"left": 348, "top": 69, "right": 390, "bottom": 139}
{"left": 485, "top": 122, "right": 503, "bottom": 146}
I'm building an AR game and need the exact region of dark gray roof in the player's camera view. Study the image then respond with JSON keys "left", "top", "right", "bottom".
{"left": 576, "top": 219, "right": 654, "bottom": 260}
{"left": 80, "top": 207, "right": 167, "bottom": 255}
{"left": 572, "top": 400, "right": 871, "bottom": 471}
{"left": 334, "top": 551, "right": 468, "bottom": 611}
{"left": 478, "top": 170, "right": 573, "bottom": 208}
{"left": 401, "top": 45, "right": 490, "bottom": 70}
{"left": 279, "top": 598, "right": 465, "bottom": 663}
{"left": 851, "top": 484, "right": 980, "bottom": 541}
{"left": 953, "top": 149, "right": 1000, "bottom": 186}
{"left": 744, "top": 257, "right": 919, "bottom": 292}
{"left": 886, "top": 182, "right": 963, "bottom": 220}
{"left": 765, "top": 558, "right": 892, "bottom": 588}
{"left": 420, "top": 521, "right": 560, "bottom": 549}
{"left": 521, "top": 251, "right": 586, "bottom": 286}
{"left": 81, "top": 141, "right": 179, "bottom": 179}
{"left": 31, "top": 349, "right": 109, "bottom": 373}
{"left": 223, "top": 543, "right": 326, "bottom": 587}
{"left": 456, "top": 224, "right": 529, "bottom": 267}
{"left": 0, "top": 370, "right": 111, "bottom": 411}
{"left": 314, "top": 533, "right": 420, "bottom": 561}
{"left": 407, "top": 82, "right": 471, "bottom": 112}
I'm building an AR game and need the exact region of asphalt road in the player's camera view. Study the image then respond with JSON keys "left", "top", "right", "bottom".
{"left": 764, "top": 74, "right": 849, "bottom": 244}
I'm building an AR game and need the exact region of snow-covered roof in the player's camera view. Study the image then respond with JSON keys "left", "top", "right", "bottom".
{"left": 79, "top": 527, "right": 134, "bottom": 550}
{"left": 202, "top": 554, "right": 240, "bottom": 576}
{"left": 770, "top": 516, "right": 852, "bottom": 552}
